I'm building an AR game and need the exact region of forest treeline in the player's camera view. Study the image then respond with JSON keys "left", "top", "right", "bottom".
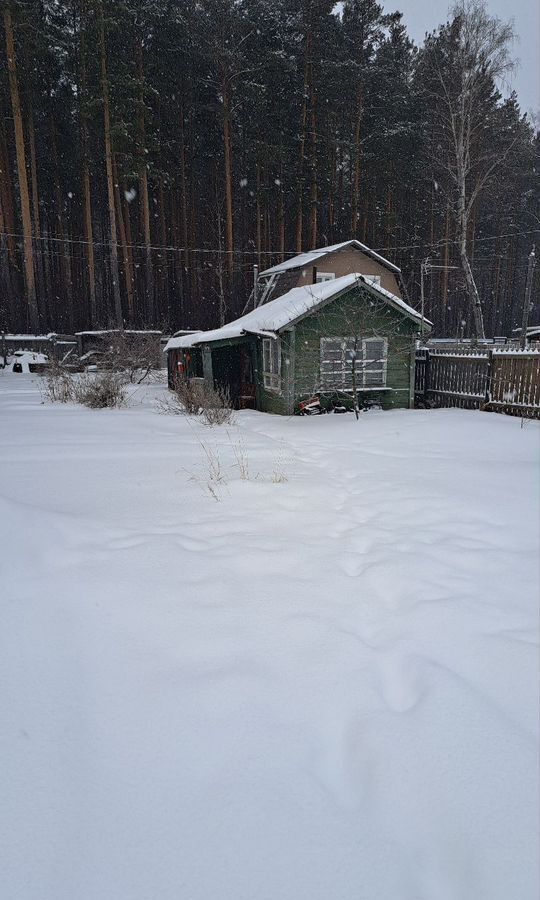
{"left": 0, "top": 0, "right": 538, "bottom": 337}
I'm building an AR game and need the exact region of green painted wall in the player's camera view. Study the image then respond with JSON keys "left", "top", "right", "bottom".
{"left": 292, "top": 286, "right": 416, "bottom": 410}
{"left": 253, "top": 331, "right": 292, "bottom": 415}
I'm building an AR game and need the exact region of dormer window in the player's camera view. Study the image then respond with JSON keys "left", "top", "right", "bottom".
{"left": 316, "top": 272, "right": 335, "bottom": 283}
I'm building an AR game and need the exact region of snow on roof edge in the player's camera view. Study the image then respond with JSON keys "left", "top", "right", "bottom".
{"left": 165, "top": 274, "right": 430, "bottom": 352}
{"left": 259, "top": 240, "right": 401, "bottom": 276}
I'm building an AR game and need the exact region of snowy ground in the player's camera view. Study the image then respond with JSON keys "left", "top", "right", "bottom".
{"left": 1, "top": 373, "right": 539, "bottom": 900}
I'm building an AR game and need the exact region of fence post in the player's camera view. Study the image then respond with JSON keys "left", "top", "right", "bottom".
{"left": 424, "top": 350, "right": 430, "bottom": 402}
{"left": 485, "top": 350, "right": 493, "bottom": 408}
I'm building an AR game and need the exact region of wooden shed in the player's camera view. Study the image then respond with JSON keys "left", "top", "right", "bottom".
{"left": 165, "top": 273, "right": 431, "bottom": 415}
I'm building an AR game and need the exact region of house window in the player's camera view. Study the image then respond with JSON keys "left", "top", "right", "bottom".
{"left": 320, "top": 338, "right": 356, "bottom": 390}
{"left": 316, "top": 272, "right": 335, "bottom": 283}
{"left": 363, "top": 338, "right": 387, "bottom": 387}
{"left": 320, "top": 337, "right": 387, "bottom": 390}
{"left": 262, "top": 338, "right": 281, "bottom": 392}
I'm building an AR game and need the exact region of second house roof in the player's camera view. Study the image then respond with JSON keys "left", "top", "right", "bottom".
{"left": 259, "top": 240, "right": 401, "bottom": 277}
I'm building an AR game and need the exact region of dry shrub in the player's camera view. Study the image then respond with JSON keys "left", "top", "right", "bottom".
{"left": 162, "top": 378, "right": 234, "bottom": 425}
{"left": 74, "top": 372, "right": 127, "bottom": 409}
{"left": 41, "top": 362, "right": 75, "bottom": 403}
{"left": 201, "top": 385, "right": 234, "bottom": 426}
{"left": 42, "top": 366, "right": 126, "bottom": 409}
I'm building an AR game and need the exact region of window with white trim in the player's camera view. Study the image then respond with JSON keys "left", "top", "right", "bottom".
{"left": 262, "top": 338, "right": 281, "bottom": 392}
{"left": 320, "top": 337, "right": 387, "bottom": 390}
{"left": 315, "top": 271, "right": 336, "bottom": 283}
{"left": 363, "top": 338, "right": 387, "bottom": 386}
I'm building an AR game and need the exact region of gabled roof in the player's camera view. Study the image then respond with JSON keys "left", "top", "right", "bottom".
{"left": 164, "top": 274, "right": 430, "bottom": 351}
{"left": 259, "top": 240, "right": 401, "bottom": 277}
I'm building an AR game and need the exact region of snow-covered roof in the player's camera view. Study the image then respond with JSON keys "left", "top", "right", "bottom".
{"left": 75, "top": 330, "right": 162, "bottom": 336}
{"left": 511, "top": 326, "right": 540, "bottom": 338}
{"left": 165, "top": 274, "right": 430, "bottom": 351}
{"left": 4, "top": 333, "right": 57, "bottom": 340}
{"left": 259, "top": 240, "right": 401, "bottom": 277}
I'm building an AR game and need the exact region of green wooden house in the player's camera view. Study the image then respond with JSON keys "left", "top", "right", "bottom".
{"left": 165, "top": 273, "right": 431, "bottom": 414}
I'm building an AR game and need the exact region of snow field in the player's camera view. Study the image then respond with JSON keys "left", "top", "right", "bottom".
{"left": 1, "top": 374, "right": 538, "bottom": 900}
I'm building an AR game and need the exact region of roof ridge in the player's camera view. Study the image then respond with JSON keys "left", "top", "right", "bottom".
{"left": 259, "top": 240, "right": 401, "bottom": 277}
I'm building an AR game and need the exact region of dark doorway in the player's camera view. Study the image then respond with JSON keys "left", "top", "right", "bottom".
{"left": 211, "top": 344, "right": 255, "bottom": 409}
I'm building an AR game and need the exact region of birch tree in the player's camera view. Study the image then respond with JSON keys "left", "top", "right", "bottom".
{"left": 421, "top": 0, "right": 516, "bottom": 338}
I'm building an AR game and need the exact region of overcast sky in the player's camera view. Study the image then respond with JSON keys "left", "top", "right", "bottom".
{"left": 382, "top": 0, "right": 540, "bottom": 117}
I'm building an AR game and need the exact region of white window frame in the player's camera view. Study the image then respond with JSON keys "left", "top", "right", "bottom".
{"left": 362, "top": 337, "right": 387, "bottom": 388}
{"left": 262, "top": 337, "right": 281, "bottom": 392}
{"left": 315, "top": 271, "right": 336, "bottom": 283}
{"left": 320, "top": 337, "right": 355, "bottom": 390}
{"left": 320, "top": 336, "right": 387, "bottom": 390}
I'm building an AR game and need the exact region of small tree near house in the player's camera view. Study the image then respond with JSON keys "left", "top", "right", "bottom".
{"left": 101, "top": 332, "right": 161, "bottom": 383}
{"left": 315, "top": 280, "right": 409, "bottom": 418}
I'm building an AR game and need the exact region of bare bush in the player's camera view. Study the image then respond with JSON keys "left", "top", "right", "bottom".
{"left": 41, "top": 362, "right": 75, "bottom": 404}
{"left": 41, "top": 362, "right": 127, "bottom": 410}
{"left": 160, "top": 378, "right": 234, "bottom": 425}
{"left": 201, "top": 385, "right": 234, "bottom": 426}
{"left": 73, "top": 372, "right": 127, "bottom": 409}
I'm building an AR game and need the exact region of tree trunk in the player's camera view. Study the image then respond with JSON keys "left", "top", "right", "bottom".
{"left": 3, "top": 4, "right": 39, "bottom": 331}
{"left": 295, "top": 28, "right": 311, "bottom": 253}
{"left": 221, "top": 71, "right": 234, "bottom": 279}
{"left": 79, "top": 0, "right": 97, "bottom": 325}
{"left": 328, "top": 126, "right": 336, "bottom": 243}
{"left": 0, "top": 111, "right": 16, "bottom": 260}
{"left": 82, "top": 161, "right": 96, "bottom": 324}
{"left": 178, "top": 96, "right": 189, "bottom": 314}
{"left": 350, "top": 83, "right": 363, "bottom": 237}
{"left": 0, "top": 198, "right": 14, "bottom": 326}
{"left": 256, "top": 160, "right": 262, "bottom": 268}
{"left": 277, "top": 162, "right": 285, "bottom": 261}
{"left": 28, "top": 101, "right": 48, "bottom": 323}
{"left": 51, "top": 118, "right": 73, "bottom": 331}
{"left": 441, "top": 202, "right": 450, "bottom": 333}
{"left": 308, "top": 67, "right": 317, "bottom": 249}
{"left": 113, "top": 164, "right": 134, "bottom": 320}
{"left": 99, "top": 1, "right": 123, "bottom": 329}
{"left": 136, "top": 36, "right": 154, "bottom": 323}
{"left": 122, "top": 179, "right": 135, "bottom": 315}
{"left": 457, "top": 169, "right": 485, "bottom": 339}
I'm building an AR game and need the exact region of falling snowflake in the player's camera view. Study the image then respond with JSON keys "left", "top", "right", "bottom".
{"left": 239, "top": 177, "right": 248, "bottom": 188}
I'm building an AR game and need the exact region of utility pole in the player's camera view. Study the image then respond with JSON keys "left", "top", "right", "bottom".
{"left": 420, "top": 256, "right": 430, "bottom": 338}
{"left": 253, "top": 265, "right": 258, "bottom": 309}
{"left": 520, "top": 246, "right": 536, "bottom": 349}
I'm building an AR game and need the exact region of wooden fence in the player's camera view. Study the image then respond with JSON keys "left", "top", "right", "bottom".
{"left": 415, "top": 348, "right": 540, "bottom": 418}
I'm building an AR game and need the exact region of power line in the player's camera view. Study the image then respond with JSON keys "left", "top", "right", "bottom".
{"left": 0, "top": 228, "right": 539, "bottom": 257}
